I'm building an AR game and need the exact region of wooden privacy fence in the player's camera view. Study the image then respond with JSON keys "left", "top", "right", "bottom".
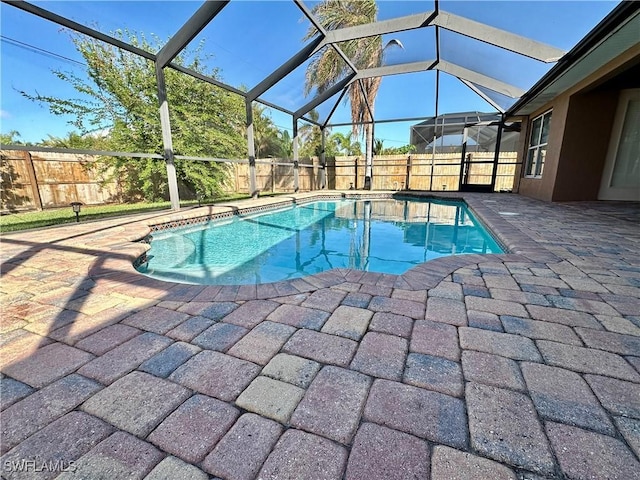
{"left": 233, "top": 158, "right": 321, "bottom": 194}
{"left": 329, "top": 152, "right": 518, "bottom": 192}
{"left": 1, "top": 150, "right": 517, "bottom": 213}
{"left": 1, "top": 150, "right": 118, "bottom": 212}
{"left": 0, "top": 150, "right": 320, "bottom": 212}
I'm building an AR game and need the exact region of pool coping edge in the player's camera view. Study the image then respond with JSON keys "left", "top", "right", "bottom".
{"left": 89, "top": 191, "right": 558, "bottom": 294}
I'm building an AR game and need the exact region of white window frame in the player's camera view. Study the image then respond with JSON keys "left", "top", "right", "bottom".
{"left": 525, "top": 110, "right": 552, "bottom": 178}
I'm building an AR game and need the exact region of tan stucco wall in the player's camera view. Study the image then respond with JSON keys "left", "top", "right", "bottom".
{"left": 515, "top": 43, "right": 640, "bottom": 202}
{"left": 517, "top": 97, "right": 569, "bottom": 202}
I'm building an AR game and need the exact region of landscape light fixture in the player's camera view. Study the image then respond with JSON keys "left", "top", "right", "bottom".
{"left": 70, "top": 202, "right": 83, "bottom": 222}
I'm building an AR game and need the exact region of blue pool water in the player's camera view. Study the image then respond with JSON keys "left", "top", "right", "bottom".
{"left": 137, "top": 198, "right": 503, "bottom": 285}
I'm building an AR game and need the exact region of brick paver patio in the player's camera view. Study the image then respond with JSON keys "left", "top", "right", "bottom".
{"left": 1, "top": 192, "right": 639, "bottom": 479}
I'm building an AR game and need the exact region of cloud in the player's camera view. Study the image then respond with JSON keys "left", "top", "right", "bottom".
{"left": 0, "top": 110, "right": 10, "bottom": 119}
{"left": 84, "top": 127, "right": 111, "bottom": 138}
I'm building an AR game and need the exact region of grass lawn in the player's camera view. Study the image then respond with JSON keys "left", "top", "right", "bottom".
{"left": 0, "top": 194, "right": 254, "bottom": 233}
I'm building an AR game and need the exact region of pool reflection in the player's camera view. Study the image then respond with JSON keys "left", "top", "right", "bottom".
{"left": 138, "top": 198, "right": 502, "bottom": 285}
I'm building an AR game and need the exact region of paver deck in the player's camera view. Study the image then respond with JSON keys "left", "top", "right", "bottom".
{"left": 1, "top": 192, "right": 639, "bottom": 479}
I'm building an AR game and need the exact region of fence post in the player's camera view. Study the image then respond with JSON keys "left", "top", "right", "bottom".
{"left": 271, "top": 159, "right": 276, "bottom": 193}
{"left": 405, "top": 155, "right": 412, "bottom": 191}
{"left": 23, "top": 151, "right": 43, "bottom": 210}
{"left": 354, "top": 157, "right": 358, "bottom": 190}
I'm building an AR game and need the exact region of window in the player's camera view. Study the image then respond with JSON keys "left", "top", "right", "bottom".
{"left": 525, "top": 110, "right": 552, "bottom": 178}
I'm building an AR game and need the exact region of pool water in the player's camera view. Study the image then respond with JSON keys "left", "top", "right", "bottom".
{"left": 137, "top": 198, "right": 503, "bottom": 285}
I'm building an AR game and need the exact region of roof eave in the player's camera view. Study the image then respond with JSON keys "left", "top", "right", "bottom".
{"left": 507, "top": 1, "right": 640, "bottom": 117}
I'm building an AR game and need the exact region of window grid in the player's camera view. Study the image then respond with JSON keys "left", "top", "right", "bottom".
{"left": 525, "top": 110, "right": 552, "bottom": 178}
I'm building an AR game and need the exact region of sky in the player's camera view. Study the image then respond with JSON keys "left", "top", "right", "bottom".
{"left": 0, "top": 0, "right": 620, "bottom": 150}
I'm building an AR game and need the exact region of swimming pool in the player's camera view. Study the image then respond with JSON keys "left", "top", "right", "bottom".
{"left": 137, "top": 197, "right": 503, "bottom": 285}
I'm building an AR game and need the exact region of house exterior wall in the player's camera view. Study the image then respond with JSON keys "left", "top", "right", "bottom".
{"left": 552, "top": 91, "right": 618, "bottom": 201}
{"left": 517, "top": 97, "right": 569, "bottom": 202}
{"left": 514, "top": 43, "right": 640, "bottom": 202}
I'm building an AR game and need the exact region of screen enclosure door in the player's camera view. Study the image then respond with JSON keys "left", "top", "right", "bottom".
{"left": 459, "top": 123, "right": 502, "bottom": 193}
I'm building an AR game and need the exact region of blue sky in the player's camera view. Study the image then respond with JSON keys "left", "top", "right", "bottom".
{"left": 0, "top": 0, "right": 620, "bottom": 149}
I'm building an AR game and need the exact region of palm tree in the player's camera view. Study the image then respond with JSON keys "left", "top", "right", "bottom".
{"left": 278, "top": 130, "right": 293, "bottom": 159}
{"left": 298, "top": 109, "right": 326, "bottom": 157}
{"left": 304, "top": 0, "right": 398, "bottom": 189}
{"left": 373, "top": 138, "right": 384, "bottom": 155}
{"left": 252, "top": 104, "right": 289, "bottom": 159}
{"left": 331, "top": 131, "right": 362, "bottom": 156}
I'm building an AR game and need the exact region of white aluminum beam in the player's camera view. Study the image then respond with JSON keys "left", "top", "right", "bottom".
{"left": 355, "top": 59, "right": 522, "bottom": 99}
{"left": 157, "top": 1, "right": 228, "bottom": 68}
{"left": 320, "top": 128, "right": 327, "bottom": 189}
{"left": 310, "top": 7, "right": 564, "bottom": 64}
{"left": 434, "top": 68, "right": 440, "bottom": 117}
{"left": 168, "top": 62, "right": 246, "bottom": 97}
{"left": 155, "top": 65, "right": 181, "bottom": 210}
{"left": 293, "top": 120, "right": 299, "bottom": 192}
{"left": 459, "top": 79, "right": 506, "bottom": 113}
{"left": 322, "top": 87, "right": 348, "bottom": 129}
{"left": 355, "top": 60, "right": 436, "bottom": 80}
{"left": 0, "top": 144, "right": 164, "bottom": 158}
{"left": 316, "top": 12, "right": 435, "bottom": 51}
{"left": 246, "top": 100, "right": 258, "bottom": 198}
{"left": 434, "top": 11, "right": 565, "bottom": 63}
{"left": 294, "top": 73, "right": 356, "bottom": 120}
{"left": 437, "top": 60, "right": 525, "bottom": 98}
{"left": 294, "top": 0, "right": 359, "bottom": 75}
{"left": 299, "top": 115, "right": 323, "bottom": 127}
{"left": 328, "top": 115, "right": 433, "bottom": 127}
{"left": 255, "top": 98, "right": 296, "bottom": 118}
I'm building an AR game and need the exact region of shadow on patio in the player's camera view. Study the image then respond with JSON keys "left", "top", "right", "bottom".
{"left": 1, "top": 192, "right": 639, "bottom": 479}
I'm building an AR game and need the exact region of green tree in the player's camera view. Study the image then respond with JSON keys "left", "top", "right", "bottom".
{"left": 40, "top": 131, "right": 108, "bottom": 150}
{"left": 373, "top": 138, "right": 384, "bottom": 155}
{"left": 298, "top": 109, "right": 324, "bottom": 158}
{"left": 330, "top": 131, "right": 361, "bottom": 156}
{"left": 21, "top": 31, "right": 246, "bottom": 201}
{"left": 0, "top": 131, "right": 28, "bottom": 146}
{"left": 303, "top": 0, "right": 402, "bottom": 187}
{"left": 278, "top": 130, "right": 293, "bottom": 158}
{"left": 381, "top": 143, "right": 416, "bottom": 155}
{"left": 252, "top": 105, "right": 292, "bottom": 159}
